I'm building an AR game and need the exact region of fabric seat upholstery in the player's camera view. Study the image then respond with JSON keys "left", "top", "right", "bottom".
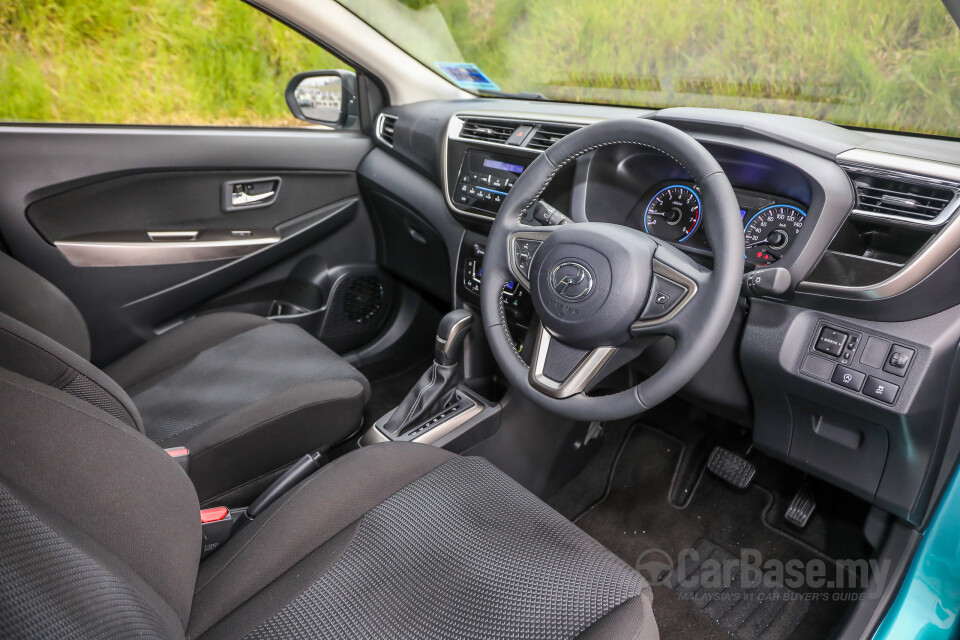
{"left": 0, "top": 252, "right": 371, "bottom": 504}
{"left": 0, "top": 367, "right": 658, "bottom": 639}
{"left": 105, "top": 312, "right": 371, "bottom": 503}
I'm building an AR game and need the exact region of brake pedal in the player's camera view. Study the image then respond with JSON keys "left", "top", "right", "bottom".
{"left": 706, "top": 446, "right": 756, "bottom": 489}
{"left": 785, "top": 485, "right": 817, "bottom": 528}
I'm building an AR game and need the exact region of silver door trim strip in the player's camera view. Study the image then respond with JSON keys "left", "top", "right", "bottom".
{"left": 55, "top": 235, "right": 280, "bottom": 267}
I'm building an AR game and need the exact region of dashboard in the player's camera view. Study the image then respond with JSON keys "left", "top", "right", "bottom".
{"left": 366, "top": 101, "right": 960, "bottom": 527}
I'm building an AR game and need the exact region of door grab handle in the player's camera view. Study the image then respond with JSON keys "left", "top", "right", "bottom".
{"left": 231, "top": 190, "right": 275, "bottom": 207}
{"left": 148, "top": 231, "right": 199, "bottom": 241}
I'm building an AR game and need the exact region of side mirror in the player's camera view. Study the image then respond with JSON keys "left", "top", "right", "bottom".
{"left": 285, "top": 70, "right": 358, "bottom": 128}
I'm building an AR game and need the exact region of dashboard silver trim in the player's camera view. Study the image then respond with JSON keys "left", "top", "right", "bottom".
{"left": 375, "top": 112, "right": 397, "bottom": 148}
{"left": 798, "top": 150, "right": 960, "bottom": 299}
{"left": 838, "top": 150, "right": 960, "bottom": 228}
{"left": 442, "top": 111, "right": 603, "bottom": 221}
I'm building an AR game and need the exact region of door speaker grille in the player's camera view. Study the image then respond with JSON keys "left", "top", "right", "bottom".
{"left": 322, "top": 275, "right": 386, "bottom": 337}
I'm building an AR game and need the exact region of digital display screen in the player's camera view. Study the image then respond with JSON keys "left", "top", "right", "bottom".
{"left": 454, "top": 150, "right": 532, "bottom": 214}
{"left": 483, "top": 158, "right": 525, "bottom": 174}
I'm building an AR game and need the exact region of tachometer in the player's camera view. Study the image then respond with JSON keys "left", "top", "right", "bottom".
{"left": 643, "top": 185, "right": 701, "bottom": 243}
{"left": 743, "top": 205, "right": 806, "bottom": 266}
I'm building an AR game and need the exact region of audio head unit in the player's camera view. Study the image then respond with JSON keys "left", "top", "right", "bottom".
{"left": 452, "top": 149, "right": 532, "bottom": 215}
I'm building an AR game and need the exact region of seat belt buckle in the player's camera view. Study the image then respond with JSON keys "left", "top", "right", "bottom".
{"left": 200, "top": 506, "right": 240, "bottom": 559}
{"left": 165, "top": 446, "right": 190, "bottom": 474}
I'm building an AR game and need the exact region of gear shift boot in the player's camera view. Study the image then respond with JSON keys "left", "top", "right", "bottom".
{"left": 379, "top": 309, "right": 473, "bottom": 437}
{"left": 380, "top": 362, "right": 459, "bottom": 437}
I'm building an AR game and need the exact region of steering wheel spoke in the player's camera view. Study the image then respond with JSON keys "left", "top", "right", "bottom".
{"left": 630, "top": 262, "right": 698, "bottom": 337}
{"left": 528, "top": 323, "right": 617, "bottom": 399}
{"left": 507, "top": 228, "right": 554, "bottom": 289}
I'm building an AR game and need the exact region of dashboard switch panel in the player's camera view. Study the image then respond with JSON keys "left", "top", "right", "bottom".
{"left": 863, "top": 376, "right": 899, "bottom": 404}
{"left": 831, "top": 365, "right": 866, "bottom": 391}
{"left": 815, "top": 327, "right": 848, "bottom": 356}
{"left": 859, "top": 336, "right": 892, "bottom": 369}
{"left": 883, "top": 345, "right": 915, "bottom": 377}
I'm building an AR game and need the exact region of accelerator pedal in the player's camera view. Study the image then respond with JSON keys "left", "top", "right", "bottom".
{"left": 785, "top": 484, "right": 817, "bottom": 528}
{"left": 706, "top": 446, "right": 756, "bottom": 489}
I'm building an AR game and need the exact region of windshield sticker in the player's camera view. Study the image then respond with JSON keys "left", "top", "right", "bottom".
{"left": 435, "top": 62, "right": 500, "bottom": 93}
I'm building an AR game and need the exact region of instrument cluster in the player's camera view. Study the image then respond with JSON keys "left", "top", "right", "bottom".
{"left": 633, "top": 181, "right": 808, "bottom": 266}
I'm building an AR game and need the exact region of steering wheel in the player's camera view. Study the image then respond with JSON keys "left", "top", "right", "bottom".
{"left": 481, "top": 118, "right": 744, "bottom": 422}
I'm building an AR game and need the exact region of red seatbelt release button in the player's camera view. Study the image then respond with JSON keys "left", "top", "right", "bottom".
{"left": 200, "top": 506, "right": 229, "bottom": 524}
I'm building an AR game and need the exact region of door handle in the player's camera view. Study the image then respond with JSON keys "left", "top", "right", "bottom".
{"left": 222, "top": 177, "right": 282, "bottom": 212}
{"left": 231, "top": 190, "right": 275, "bottom": 207}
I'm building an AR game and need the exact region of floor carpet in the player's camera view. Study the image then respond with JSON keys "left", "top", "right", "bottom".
{"left": 575, "top": 425, "right": 859, "bottom": 640}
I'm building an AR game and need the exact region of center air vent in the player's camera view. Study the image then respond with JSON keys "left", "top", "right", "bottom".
{"left": 459, "top": 118, "right": 517, "bottom": 144}
{"left": 845, "top": 169, "right": 958, "bottom": 225}
{"left": 526, "top": 123, "right": 583, "bottom": 151}
{"left": 376, "top": 113, "right": 397, "bottom": 147}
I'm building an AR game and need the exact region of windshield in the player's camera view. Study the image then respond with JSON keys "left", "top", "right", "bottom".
{"left": 337, "top": 0, "right": 960, "bottom": 138}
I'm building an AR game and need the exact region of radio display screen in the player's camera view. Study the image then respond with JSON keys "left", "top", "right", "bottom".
{"left": 454, "top": 149, "right": 531, "bottom": 215}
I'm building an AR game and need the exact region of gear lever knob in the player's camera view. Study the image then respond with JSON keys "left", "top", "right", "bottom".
{"left": 434, "top": 309, "right": 473, "bottom": 366}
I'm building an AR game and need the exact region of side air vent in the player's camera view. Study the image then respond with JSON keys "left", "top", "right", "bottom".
{"left": 845, "top": 169, "right": 958, "bottom": 226}
{"left": 376, "top": 113, "right": 397, "bottom": 147}
{"left": 459, "top": 118, "right": 517, "bottom": 144}
{"left": 526, "top": 123, "right": 584, "bottom": 151}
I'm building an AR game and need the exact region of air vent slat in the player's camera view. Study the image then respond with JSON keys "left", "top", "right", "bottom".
{"left": 844, "top": 168, "right": 958, "bottom": 225}
{"left": 527, "top": 123, "right": 583, "bottom": 151}
{"left": 856, "top": 185, "right": 952, "bottom": 204}
{"left": 459, "top": 118, "right": 517, "bottom": 144}
{"left": 377, "top": 113, "right": 397, "bottom": 147}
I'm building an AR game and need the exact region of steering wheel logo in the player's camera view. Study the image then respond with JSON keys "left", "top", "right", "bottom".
{"left": 551, "top": 262, "right": 594, "bottom": 300}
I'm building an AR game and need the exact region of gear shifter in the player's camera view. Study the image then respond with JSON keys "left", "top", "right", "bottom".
{"left": 380, "top": 309, "right": 472, "bottom": 437}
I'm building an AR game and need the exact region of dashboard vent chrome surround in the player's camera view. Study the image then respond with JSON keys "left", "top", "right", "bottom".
{"left": 837, "top": 150, "right": 960, "bottom": 228}
{"left": 846, "top": 170, "right": 958, "bottom": 225}
{"left": 526, "top": 123, "right": 584, "bottom": 151}
{"left": 458, "top": 118, "right": 518, "bottom": 144}
{"left": 376, "top": 113, "right": 397, "bottom": 147}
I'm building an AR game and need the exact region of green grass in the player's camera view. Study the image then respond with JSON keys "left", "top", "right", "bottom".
{"left": 2, "top": 0, "right": 958, "bottom": 137}
{"left": 394, "top": 0, "right": 960, "bottom": 139}
{"left": 0, "top": 0, "right": 346, "bottom": 126}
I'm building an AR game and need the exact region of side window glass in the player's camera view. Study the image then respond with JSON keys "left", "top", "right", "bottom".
{"left": 0, "top": 0, "right": 350, "bottom": 127}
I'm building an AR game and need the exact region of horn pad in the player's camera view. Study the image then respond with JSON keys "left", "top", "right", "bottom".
{"left": 529, "top": 223, "right": 656, "bottom": 349}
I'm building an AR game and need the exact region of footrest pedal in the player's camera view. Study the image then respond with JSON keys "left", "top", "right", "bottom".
{"left": 706, "top": 446, "right": 756, "bottom": 489}
{"left": 785, "top": 484, "right": 816, "bottom": 528}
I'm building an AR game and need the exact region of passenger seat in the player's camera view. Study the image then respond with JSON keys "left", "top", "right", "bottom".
{"left": 0, "top": 251, "right": 370, "bottom": 505}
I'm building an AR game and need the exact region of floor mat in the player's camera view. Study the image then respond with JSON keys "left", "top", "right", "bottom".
{"left": 548, "top": 419, "right": 633, "bottom": 520}
{"left": 663, "top": 538, "right": 810, "bottom": 640}
{"left": 576, "top": 426, "right": 857, "bottom": 640}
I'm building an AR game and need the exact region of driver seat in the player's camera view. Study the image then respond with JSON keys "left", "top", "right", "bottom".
{"left": 0, "top": 366, "right": 659, "bottom": 639}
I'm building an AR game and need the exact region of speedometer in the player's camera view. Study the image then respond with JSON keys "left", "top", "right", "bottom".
{"left": 643, "top": 185, "right": 701, "bottom": 243}
{"left": 743, "top": 205, "right": 806, "bottom": 266}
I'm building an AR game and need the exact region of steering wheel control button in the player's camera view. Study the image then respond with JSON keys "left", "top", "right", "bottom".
{"left": 882, "top": 345, "right": 915, "bottom": 377}
{"left": 831, "top": 365, "right": 866, "bottom": 392}
{"left": 513, "top": 239, "right": 542, "bottom": 279}
{"left": 815, "top": 327, "right": 848, "bottom": 357}
{"left": 640, "top": 275, "right": 688, "bottom": 320}
{"left": 862, "top": 376, "right": 899, "bottom": 404}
